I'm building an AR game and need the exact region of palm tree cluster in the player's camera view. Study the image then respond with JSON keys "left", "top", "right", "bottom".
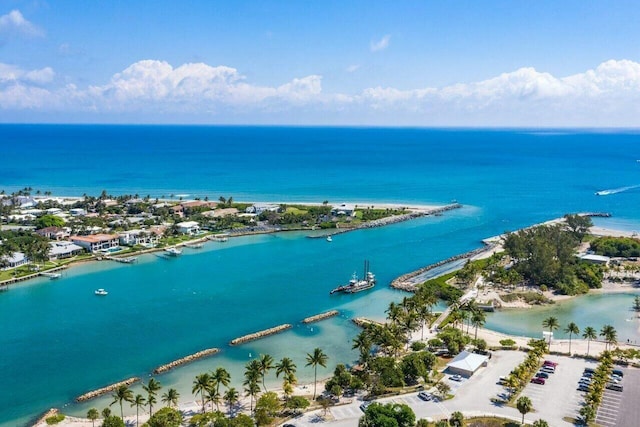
{"left": 542, "top": 316, "right": 618, "bottom": 355}
{"left": 191, "top": 367, "right": 232, "bottom": 414}
{"left": 447, "top": 299, "right": 487, "bottom": 340}
{"left": 503, "top": 342, "right": 546, "bottom": 402}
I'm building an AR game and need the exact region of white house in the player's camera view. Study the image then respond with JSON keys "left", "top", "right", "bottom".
{"left": 176, "top": 221, "right": 201, "bottom": 235}
{"left": 245, "top": 204, "right": 280, "bottom": 215}
{"left": 580, "top": 254, "right": 610, "bottom": 265}
{"left": 446, "top": 350, "right": 489, "bottom": 377}
{"left": 71, "top": 234, "right": 119, "bottom": 252}
{"left": 331, "top": 203, "right": 356, "bottom": 217}
{"left": 69, "top": 208, "right": 87, "bottom": 216}
{"left": 1, "top": 252, "right": 30, "bottom": 270}
{"left": 118, "top": 230, "right": 159, "bottom": 246}
{"left": 48, "top": 241, "right": 84, "bottom": 260}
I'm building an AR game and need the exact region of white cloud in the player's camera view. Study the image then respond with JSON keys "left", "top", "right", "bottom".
{"left": 346, "top": 64, "right": 360, "bottom": 73}
{"left": 2, "top": 59, "right": 640, "bottom": 126}
{"left": 0, "top": 63, "right": 54, "bottom": 84}
{"left": 0, "top": 10, "right": 44, "bottom": 40}
{"left": 370, "top": 35, "right": 390, "bottom": 52}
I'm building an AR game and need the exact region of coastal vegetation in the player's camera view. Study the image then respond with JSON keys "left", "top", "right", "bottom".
{"left": 590, "top": 236, "right": 640, "bottom": 257}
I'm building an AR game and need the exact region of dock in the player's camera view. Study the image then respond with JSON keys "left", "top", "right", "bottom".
{"left": 302, "top": 310, "right": 339, "bottom": 324}
{"left": 153, "top": 348, "right": 220, "bottom": 374}
{"left": 230, "top": 324, "right": 292, "bottom": 346}
{"left": 75, "top": 377, "right": 140, "bottom": 402}
{"left": 104, "top": 256, "right": 137, "bottom": 264}
{"left": 0, "top": 265, "right": 67, "bottom": 289}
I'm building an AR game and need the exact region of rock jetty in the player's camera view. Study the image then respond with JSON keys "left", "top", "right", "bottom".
{"left": 75, "top": 377, "right": 140, "bottom": 402}
{"left": 302, "top": 310, "right": 339, "bottom": 324}
{"left": 352, "top": 317, "right": 384, "bottom": 328}
{"left": 153, "top": 348, "right": 220, "bottom": 374}
{"left": 230, "top": 324, "right": 292, "bottom": 346}
{"left": 33, "top": 408, "right": 58, "bottom": 426}
{"left": 391, "top": 245, "right": 492, "bottom": 292}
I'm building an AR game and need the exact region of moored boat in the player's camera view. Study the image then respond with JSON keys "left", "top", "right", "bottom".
{"left": 330, "top": 260, "right": 376, "bottom": 294}
{"left": 94, "top": 289, "right": 108, "bottom": 296}
{"left": 164, "top": 247, "right": 182, "bottom": 256}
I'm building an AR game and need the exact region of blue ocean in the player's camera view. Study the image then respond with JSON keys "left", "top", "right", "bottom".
{"left": 1, "top": 125, "right": 640, "bottom": 426}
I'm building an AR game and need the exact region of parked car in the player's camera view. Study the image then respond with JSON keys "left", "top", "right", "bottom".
{"left": 450, "top": 374, "right": 463, "bottom": 382}
{"left": 543, "top": 360, "right": 558, "bottom": 367}
{"left": 612, "top": 369, "right": 624, "bottom": 378}
{"left": 579, "top": 378, "right": 591, "bottom": 385}
{"left": 359, "top": 402, "right": 373, "bottom": 412}
{"left": 531, "top": 377, "right": 546, "bottom": 385}
{"left": 535, "top": 372, "right": 549, "bottom": 379}
{"left": 606, "top": 383, "right": 623, "bottom": 392}
{"left": 584, "top": 367, "right": 595, "bottom": 374}
{"left": 577, "top": 384, "right": 590, "bottom": 392}
{"left": 497, "top": 376, "right": 507, "bottom": 385}
{"left": 417, "top": 391, "right": 433, "bottom": 401}
{"left": 540, "top": 366, "right": 555, "bottom": 374}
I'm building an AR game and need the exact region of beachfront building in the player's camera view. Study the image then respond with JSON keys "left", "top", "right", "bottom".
{"left": 48, "top": 241, "right": 84, "bottom": 260}
{"left": 71, "top": 234, "right": 119, "bottom": 253}
{"left": 118, "top": 229, "right": 159, "bottom": 246}
{"left": 1, "top": 252, "right": 30, "bottom": 270}
{"left": 36, "top": 226, "right": 71, "bottom": 241}
{"left": 331, "top": 203, "right": 356, "bottom": 217}
{"left": 176, "top": 221, "right": 201, "bottom": 235}
{"left": 580, "top": 254, "right": 611, "bottom": 266}
{"left": 245, "top": 204, "right": 280, "bottom": 215}
{"left": 445, "top": 350, "right": 489, "bottom": 377}
{"left": 69, "top": 208, "right": 87, "bottom": 216}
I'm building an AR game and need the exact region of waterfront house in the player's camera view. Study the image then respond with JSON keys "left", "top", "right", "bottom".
{"left": 446, "top": 350, "right": 489, "bottom": 377}
{"left": 1, "top": 252, "right": 29, "bottom": 270}
{"left": 118, "top": 229, "right": 159, "bottom": 246}
{"left": 331, "top": 203, "right": 356, "bottom": 217}
{"left": 36, "top": 226, "right": 71, "bottom": 241}
{"left": 48, "top": 241, "right": 84, "bottom": 260}
{"left": 69, "top": 208, "right": 87, "bottom": 216}
{"left": 245, "top": 204, "right": 280, "bottom": 215}
{"left": 176, "top": 221, "right": 201, "bottom": 235}
{"left": 71, "top": 234, "right": 119, "bottom": 253}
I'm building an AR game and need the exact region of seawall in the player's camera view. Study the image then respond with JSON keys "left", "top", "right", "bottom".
{"left": 153, "top": 348, "right": 220, "bottom": 374}
{"left": 75, "top": 377, "right": 140, "bottom": 402}
{"left": 230, "top": 324, "right": 292, "bottom": 346}
{"left": 302, "top": 310, "right": 339, "bottom": 324}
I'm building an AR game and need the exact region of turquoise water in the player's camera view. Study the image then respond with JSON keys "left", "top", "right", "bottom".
{"left": 1, "top": 126, "right": 640, "bottom": 425}
{"left": 485, "top": 292, "right": 640, "bottom": 342}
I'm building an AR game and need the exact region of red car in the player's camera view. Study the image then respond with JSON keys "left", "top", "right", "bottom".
{"left": 531, "top": 377, "right": 546, "bottom": 385}
{"left": 543, "top": 360, "right": 558, "bottom": 367}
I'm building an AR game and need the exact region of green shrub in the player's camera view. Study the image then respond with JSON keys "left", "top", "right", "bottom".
{"left": 411, "top": 341, "right": 427, "bottom": 351}
{"left": 499, "top": 339, "right": 516, "bottom": 348}
{"left": 45, "top": 414, "right": 65, "bottom": 425}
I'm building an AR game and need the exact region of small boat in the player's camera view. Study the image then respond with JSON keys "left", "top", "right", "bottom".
{"left": 94, "top": 289, "right": 108, "bottom": 296}
{"left": 185, "top": 243, "right": 204, "bottom": 249}
{"left": 41, "top": 272, "right": 62, "bottom": 279}
{"left": 209, "top": 234, "right": 229, "bottom": 242}
{"left": 164, "top": 247, "right": 182, "bottom": 256}
{"left": 326, "top": 235, "right": 333, "bottom": 242}
{"left": 330, "top": 260, "right": 376, "bottom": 294}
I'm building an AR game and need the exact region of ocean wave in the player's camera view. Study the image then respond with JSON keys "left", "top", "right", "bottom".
{"left": 595, "top": 184, "right": 640, "bottom": 196}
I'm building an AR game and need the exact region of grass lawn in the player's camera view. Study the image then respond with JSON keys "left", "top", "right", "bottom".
{"left": 464, "top": 416, "right": 520, "bottom": 427}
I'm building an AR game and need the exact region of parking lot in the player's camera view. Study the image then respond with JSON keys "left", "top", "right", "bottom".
{"left": 602, "top": 367, "right": 640, "bottom": 427}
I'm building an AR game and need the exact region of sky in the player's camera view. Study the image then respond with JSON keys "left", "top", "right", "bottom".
{"left": 2, "top": 0, "right": 640, "bottom": 126}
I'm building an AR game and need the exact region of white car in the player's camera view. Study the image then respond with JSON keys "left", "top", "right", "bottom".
{"left": 450, "top": 374, "right": 463, "bottom": 382}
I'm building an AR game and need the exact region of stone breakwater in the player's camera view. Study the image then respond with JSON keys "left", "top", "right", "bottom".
{"left": 33, "top": 408, "right": 58, "bottom": 426}
{"left": 153, "top": 348, "right": 220, "bottom": 374}
{"left": 391, "top": 244, "right": 493, "bottom": 292}
{"left": 302, "top": 310, "right": 339, "bottom": 324}
{"left": 230, "top": 324, "right": 292, "bottom": 346}
{"left": 352, "top": 317, "right": 384, "bottom": 328}
{"left": 75, "top": 377, "right": 140, "bottom": 402}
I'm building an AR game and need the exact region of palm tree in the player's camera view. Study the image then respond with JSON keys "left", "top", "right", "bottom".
{"left": 564, "top": 322, "right": 580, "bottom": 355}
{"left": 352, "top": 331, "right": 373, "bottom": 366}
{"left": 143, "top": 378, "right": 161, "bottom": 416}
{"left": 532, "top": 419, "right": 549, "bottom": 427}
{"left": 131, "top": 394, "right": 146, "bottom": 427}
{"left": 258, "top": 354, "right": 274, "bottom": 392}
{"left": 516, "top": 395, "right": 533, "bottom": 425}
{"left": 192, "top": 373, "right": 212, "bottom": 413}
{"left": 110, "top": 384, "right": 134, "bottom": 419}
{"left": 306, "top": 347, "right": 328, "bottom": 399}
{"left": 600, "top": 324, "right": 618, "bottom": 350}
{"left": 582, "top": 326, "right": 597, "bottom": 356}
{"left": 275, "top": 357, "right": 297, "bottom": 395}
{"left": 86, "top": 408, "right": 99, "bottom": 427}
{"left": 471, "top": 309, "right": 486, "bottom": 340}
{"left": 211, "top": 367, "right": 231, "bottom": 395}
{"left": 206, "top": 385, "right": 221, "bottom": 412}
{"left": 542, "top": 316, "right": 560, "bottom": 348}
{"left": 244, "top": 360, "right": 262, "bottom": 414}
{"left": 224, "top": 387, "right": 239, "bottom": 416}
{"left": 161, "top": 388, "right": 180, "bottom": 408}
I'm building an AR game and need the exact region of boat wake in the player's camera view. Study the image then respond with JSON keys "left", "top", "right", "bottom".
{"left": 595, "top": 184, "right": 640, "bottom": 196}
